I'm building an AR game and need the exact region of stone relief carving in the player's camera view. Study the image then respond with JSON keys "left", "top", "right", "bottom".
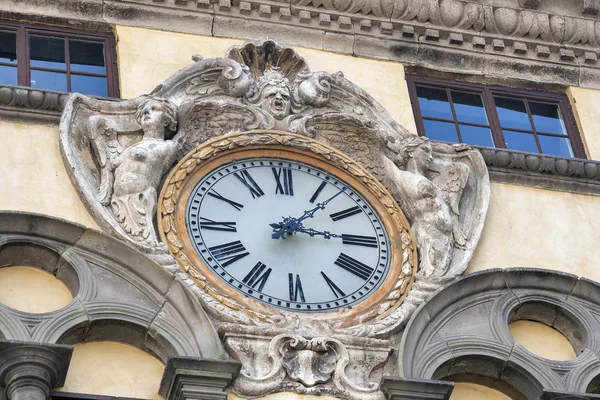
{"left": 224, "top": 332, "right": 392, "bottom": 400}
{"left": 60, "top": 39, "right": 489, "bottom": 399}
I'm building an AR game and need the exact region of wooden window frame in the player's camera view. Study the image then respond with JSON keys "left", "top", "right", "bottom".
{"left": 406, "top": 75, "right": 586, "bottom": 159}
{"left": 0, "top": 20, "right": 120, "bottom": 97}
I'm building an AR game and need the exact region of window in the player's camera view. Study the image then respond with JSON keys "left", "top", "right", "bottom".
{"left": 0, "top": 21, "right": 119, "bottom": 97}
{"left": 407, "top": 75, "right": 585, "bottom": 158}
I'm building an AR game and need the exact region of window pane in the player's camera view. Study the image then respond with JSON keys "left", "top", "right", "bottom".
{"left": 416, "top": 85, "right": 453, "bottom": 120}
{"left": 0, "top": 31, "right": 17, "bottom": 64}
{"left": 30, "top": 35, "right": 66, "bottom": 69}
{"left": 459, "top": 124, "right": 494, "bottom": 147}
{"left": 30, "top": 70, "right": 67, "bottom": 91}
{"left": 451, "top": 90, "right": 488, "bottom": 125}
{"left": 529, "top": 101, "right": 566, "bottom": 134}
{"left": 423, "top": 120, "right": 458, "bottom": 142}
{"left": 69, "top": 39, "right": 106, "bottom": 74}
{"left": 71, "top": 74, "right": 108, "bottom": 96}
{"left": 0, "top": 65, "right": 17, "bottom": 85}
{"left": 503, "top": 130, "right": 539, "bottom": 153}
{"left": 494, "top": 96, "right": 532, "bottom": 131}
{"left": 539, "top": 135, "right": 574, "bottom": 157}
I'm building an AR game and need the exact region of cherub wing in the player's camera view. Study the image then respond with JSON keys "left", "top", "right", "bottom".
{"left": 299, "top": 112, "right": 386, "bottom": 180}
{"left": 85, "top": 115, "right": 126, "bottom": 205}
{"left": 432, "top": 162, "right": 470, "bottom": 216}
{"left": 176, "top": 99, "right": 274, "bottom": 156}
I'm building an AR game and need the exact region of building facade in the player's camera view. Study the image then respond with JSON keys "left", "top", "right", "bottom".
{"left": 1, "top": 0, "right": 600, "bottom": 399}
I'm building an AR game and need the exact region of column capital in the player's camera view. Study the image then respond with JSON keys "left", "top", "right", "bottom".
{"left": 381, "top": 377, "right": 454, "bottom": 400}
{"left": 159, "top": 357, "right": 241, "bottom": 400}
{"left": 0, "top": 340, "right": 73, "bottom": 400}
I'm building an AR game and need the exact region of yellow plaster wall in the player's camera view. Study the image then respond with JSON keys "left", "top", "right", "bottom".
{"left": 568, "top": 87, "right": 600, "bottom": 160}
{"left": 509, "top": 320, "right": 576, "bottom": 361}
{"left": 0, "top": 121, "right": 98, "bottom": 227}
{"left": 0, "top": 266, "right": 73, "bottom": 313}
{"left": 114, "top": 26, "right": 418, "bottom": 134}
{"left": 450, "top": 383, "right": 511, "bottom": 400}
{"left": 57, "top": 342, "right": 164, "bottom": 400}
{"left": 468, "top": 182, "right": 600, "bottom": 282}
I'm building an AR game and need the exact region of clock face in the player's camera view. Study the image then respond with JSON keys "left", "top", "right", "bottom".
{"left": 185, "top": 157, "right": 391, "bottom": 312}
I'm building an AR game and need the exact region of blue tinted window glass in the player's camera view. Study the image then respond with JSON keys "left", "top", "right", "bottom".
{"left": 503, "top": 130, "right": 539, "bottom": 153}
{"left": 30, "top": 35, "right": 66, "bottom": 69}
{"left": 539, "top": 135, "right": 574, "bottom": 157}
{"left": 423, "top": 120, "right": 458, "bottom": 143}
{"left": 451, "top": 90, "right": 488, "bottom": 125}
{"left": 71, "top": 74, "right": 108, "bottom": 96}
{"left": 70, "top": 40, "right": 106, "bottom": 74}
{"left": 30, "top": 70, "right": 67, "bottom": 91}
{"left": 0, "top": 31, "right": 16, "bottom": 64}
{"left": 416, "top": 85, "right": 453, "bottom": 120}
{"left": 529, "top": 101, "right": 566, "bottom": 134}
{"left": 0, "top": 65, "right": 17, "bottom": 85}
{"left": 494, "top": 96, "right": 532, "bottom": 131}
{"left": 459, "top": 124, "right": 494, "bottom": 147}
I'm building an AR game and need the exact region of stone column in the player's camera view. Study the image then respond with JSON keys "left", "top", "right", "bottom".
{"left": 0, "top": 340, "right": 73, "bottom": 400}
{"left": 159, "top": 357, "right": 241, "bottom": 400}
{"left": 381, "top": 377, "right": 454, "bottom": 400}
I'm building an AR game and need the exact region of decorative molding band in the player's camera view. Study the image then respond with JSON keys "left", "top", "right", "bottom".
{"left": 1, "top": 84, "right": 599, "bottom": 195}
{"left": 2, "top": 0, "right": 600, "bottom": 89}
{"left": 475, "top": 147, "right": 600, "bottom": 195}
{"left": 542, "top": 391, "right": 600, "bottom": 400}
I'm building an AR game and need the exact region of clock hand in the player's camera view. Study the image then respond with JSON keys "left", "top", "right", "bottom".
{"left": 294, "top": 186, "right": 347, "bottom": 224}
{"left": 295, "top": 227, "right": 342, "bottom": 239}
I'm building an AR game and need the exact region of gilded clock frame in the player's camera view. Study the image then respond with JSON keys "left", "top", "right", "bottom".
{"left": 158, "top": 131, "right": 417, "bottom": 326}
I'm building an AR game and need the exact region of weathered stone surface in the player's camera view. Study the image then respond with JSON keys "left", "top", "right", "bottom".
{"left": 401, "top": 268, "right": 600, "bottom": 396}
{"left": 0, "top": 340, "right": 73, "bottom": 400}
{"left": 159, "top": 357, "right": 241, "bottom": 400}
{"left": 381, "top": 377, "right": 454, "bottom": 400}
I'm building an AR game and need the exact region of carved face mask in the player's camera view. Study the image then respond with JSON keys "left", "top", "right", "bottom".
{"left": 140, "top": 100, "right": 168, "bottom": 138}
{"left": 262, "top": 84, "right": 292, "bottom": 120}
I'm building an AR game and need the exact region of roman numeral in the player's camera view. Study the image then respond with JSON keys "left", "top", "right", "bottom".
{"left": 289, "top": 273, "right": 306, "bottom": 302}
{"left": 207, "top": 189, "right": 244, "bottom": 211}
{"left": 341, "top": 234, "right": 378, "bottom": 248}
{"left": 330, "top": 205, "right": 362, "bottom": 221}
{"left": 200, "top": 217, "right": 237, "bottom": 232}
{"left": 272, "top": 167, "right": 294, "bottom": 195}
{"left": 242, "top": 261, "right": 272, "bottom": 292}
{"left": 208, "top": 240, "right": 249, "bottom": 267}
{"left": 334, "top": 253, "right": 374, "bottom": 280}
{"left": 234, "top": 170, "right": 264, "bottom": 199}
{"left": 321, "top": 272, "right": 346, "bottom": 299}
{"left": 310, "top": 181, "right": 327, "bottom": 203}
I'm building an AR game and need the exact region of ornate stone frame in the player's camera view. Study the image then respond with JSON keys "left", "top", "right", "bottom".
{"left": 157, "top": 130, "right": 417, "bottom": 328}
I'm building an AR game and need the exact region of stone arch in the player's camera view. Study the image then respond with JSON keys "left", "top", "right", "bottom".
{"left": 401, "top": 268, "right": 600, "bottom": 397}
{"left": 0, "top": 211, "right": 225, "bottom": 362}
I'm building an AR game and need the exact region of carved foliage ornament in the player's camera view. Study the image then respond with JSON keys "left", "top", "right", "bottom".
{"left": 59, "top": 39, "right": 490, "bottom": 338}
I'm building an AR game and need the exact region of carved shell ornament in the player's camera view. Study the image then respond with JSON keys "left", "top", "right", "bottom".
{"left": 59, "top": 39, "right": 490, "bottom": 338}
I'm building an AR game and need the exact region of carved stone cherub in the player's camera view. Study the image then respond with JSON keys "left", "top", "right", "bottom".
{"left": 87, "top": 96, "right": 182, "bottom": 248}
{"left": 386, "top": 135, "right": 469, "bottom": 277}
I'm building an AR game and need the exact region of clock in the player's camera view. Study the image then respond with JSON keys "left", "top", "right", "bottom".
{"left": 159, "top": 131, "right": 416, "bottom": 322}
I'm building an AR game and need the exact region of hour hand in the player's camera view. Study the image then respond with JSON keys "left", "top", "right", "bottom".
{"left": 296, "top": 227, "right": 341, "bottom": 240}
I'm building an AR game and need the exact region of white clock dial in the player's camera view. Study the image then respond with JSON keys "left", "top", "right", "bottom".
{"left": 185, "top": 158, "right": 391, "bottom": 312}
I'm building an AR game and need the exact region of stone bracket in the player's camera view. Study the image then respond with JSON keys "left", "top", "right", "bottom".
{"left": 159, "top": 357, "right": 242, "bottom": 400}
{"left": 381, "top": 377, "right": 454, "bottom": 400}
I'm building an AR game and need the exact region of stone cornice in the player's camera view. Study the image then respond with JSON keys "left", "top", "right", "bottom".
{"left": 2, "top": 84, "right": 600, "bottom": 195}
{"left": 2, "top": 0, "right": 600, "bottom": 89}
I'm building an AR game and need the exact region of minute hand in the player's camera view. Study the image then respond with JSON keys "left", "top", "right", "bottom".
{"left": 295, "top": 186, "right": 347, "bottom": 224}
